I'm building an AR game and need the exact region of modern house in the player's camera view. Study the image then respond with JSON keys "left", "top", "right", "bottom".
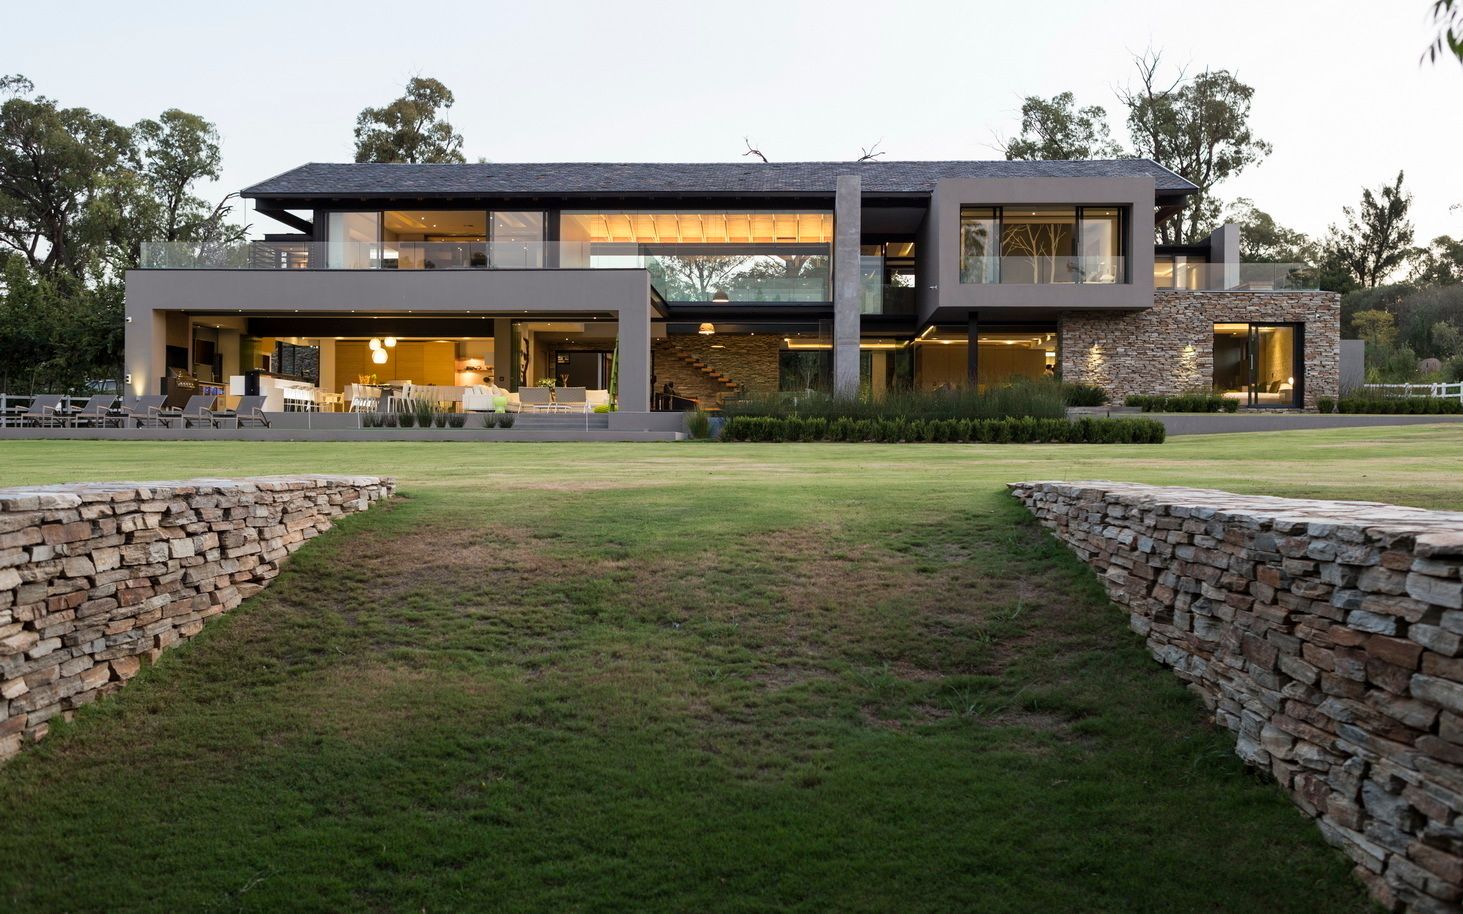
{"left": 124, "top": 160, "right": 1340, "bottom": 423}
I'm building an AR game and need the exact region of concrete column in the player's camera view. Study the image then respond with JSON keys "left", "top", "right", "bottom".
{"left": 967, "top": 313, "right": 980, "bottom": 388}
{"left": 615, "top": 297, "right": 652, "bottom": 413}
{"left": 314, "top": 337, "right": 335, "bottom": 392}
{"left": 833, "top": 174, "right": 862, "bottom": 398}
{"left": 492, "top": 318, "right": 514, "bottom": 387}
{"left": 1208, "top": 223, "right": 1240, "bottom": 290}
{"left": 123, "top": 281, "right": 166, "bottom": 397}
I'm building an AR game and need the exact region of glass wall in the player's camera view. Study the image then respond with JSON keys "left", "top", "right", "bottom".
{"left": 958, "top": 205, "right": 1126, "bottom": 284}
{"left": 560, "top": 211, "right": 833, "bottom": 303}
{"left": 383, "top": 210, "right": 488, "bottom": 269}
{"left": 861, "top": 242, "right": 917, "bottom": 314}
{"left": 326, "top": 212, "right": 380, "bottom": 268}
{"left": 1213, "top": 322, "right": 1299, "bottom": 407}
{"left": 490, "top": 212, "right": 545, "bottom": 268}
{"left": 1154, "top": 254, "right": 1206, "bottom": 289}
{"left": 913, "top": 329, "right": 1057, "bottom": 390}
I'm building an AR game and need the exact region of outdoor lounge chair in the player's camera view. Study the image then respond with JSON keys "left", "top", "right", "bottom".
{"left": 19, "top": 395, "right": 66, "bottom": 427}
{"left": 114, "top": 395, "right": 169, "bottom": 427}
{"left": 70, "top": 395, "right": 118, "bottom": 427}
{"left": 177, "top": 394, "right": 222, "bottom": 428}
{"left": 555, "top": 387, "right": 588, "bottom": 411}
{"left": 518, "top": 388, "right": 552, "bottom": 410}
{"left": 206, "top": 395, "right": 270, "bottom": 428}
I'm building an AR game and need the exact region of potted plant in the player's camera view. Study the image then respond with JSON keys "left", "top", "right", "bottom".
{"left": 398, "top": 408, "right": 416, "bottom": 428}
{"left": 382, "top": 412, "right": 398, "bottom": 428}
{"left": 499, "top": 413, "right": 515, "bottom": 428}
{"left": 447, "top": 413, "right": 466, "bottom": 428}
{"left": 483, "top": 412, "right": 500, "bottom": 429}
{"left": 433, "top": 410, "right": 448, "bottom": 428}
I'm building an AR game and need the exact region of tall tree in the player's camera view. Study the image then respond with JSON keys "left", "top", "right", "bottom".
{"left": 1425, "top": 0, "right": 1463, "bottom": 64}
{"left": 354, "top": 77, "right": 465, "bottom": 164}
{"left": 1323, "top": 172, "right": 1418, "bottom": 288}
{"left": 1120, "top": 51, "right": 1272, "bottom": 244}
{"left": 1225, "top": 198, "right": 1311, "bottom": 263}
{"left": 1003, "top": 92, "right": 1124, "bottom": 161}
{"left": 0, "top": 76, "right": 134, "bottom": 278}
{"left": 1411, "top": 235, "right": 1463, "bottom": 286}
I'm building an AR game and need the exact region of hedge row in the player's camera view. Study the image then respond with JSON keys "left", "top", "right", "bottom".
{"left": 1317, "top": 396, "right": 1463, "bottom": 415}
{"left": 720, "top": 415, "right": 1166, "bottom": 444}
{"left": 1125, "top": 394, "right": 1239, "bottom": 413}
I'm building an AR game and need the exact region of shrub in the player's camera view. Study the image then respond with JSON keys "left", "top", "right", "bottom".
{"left": 1061, "top": 382, "right": 1108, "bottom": 407}
{"left": 361, "top": 412, "right": 380, "bottom": 428}
{"left": 1317, "top": 397, "right": 1336, "bottom": 414}
{"left": 499, "top": 413, "right": 516, "bottom": 428}
{"left": 1125, "top": 393, "right": 1227, "bottom": 413}
{"left": 381, "top": 413, "right": 398, "bottom": 428}
{"left": 447, "top": 413, "right": 466, "bottom": 428}
{"left": 397, "top": 411, "right": 416, "bottom": 428}
{"left": 721, "top": 378, "right": 1066, "bottom": 421}
{"left": 1335, "top": 395, "right": 1463, "bottom": 414}
{"left": 687, "top": 410, "right": 711, "bottom": 439}
{"left": 433, "top": 411, "right": 448, "bottom": 428}
{"left": 719, "top": 415, "right": 1164, "bottom": 444}
{"left": 414, "top": 399, "right": 435, "bottom": 428}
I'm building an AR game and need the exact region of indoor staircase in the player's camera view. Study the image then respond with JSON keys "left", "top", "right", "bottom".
{"left": 659, "top": 346, "right": 741, "bottom": 405}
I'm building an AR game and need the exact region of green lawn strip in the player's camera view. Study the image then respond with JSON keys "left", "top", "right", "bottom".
{"left": 0, "top": 428, "right": 1449, "bottom": 910}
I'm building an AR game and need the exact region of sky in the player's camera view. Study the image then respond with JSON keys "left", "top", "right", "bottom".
{"left": 3, "top": 0, "right": 1459, "bottom": 245}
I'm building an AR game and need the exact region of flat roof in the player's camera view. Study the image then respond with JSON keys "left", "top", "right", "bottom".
{"left": 242, "top": 160, "right": 1198, "bottom": 199}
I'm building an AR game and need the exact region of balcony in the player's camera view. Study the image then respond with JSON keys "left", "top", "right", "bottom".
{"left": 959, "top": 256, "right": 1127, "bottom": 285}
{"left": 1155, "top": 262, "right": 1319, "bottom": 292}
{"left": 138, "top": 241, "right": 831, "bottom": 304}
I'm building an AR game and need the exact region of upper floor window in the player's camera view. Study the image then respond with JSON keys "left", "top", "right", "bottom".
{"left": 560, "top": 211, "right": 834, "bottom": 303}
{"left": 1154, "top": 254, "right": 1206, "bottom": 289}
{"left": 959, "top": 205, "right": 1126, "bottom": 285}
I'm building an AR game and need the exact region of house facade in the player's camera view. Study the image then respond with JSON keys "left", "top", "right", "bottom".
{"left": 124, "top": 160, "right": 1339, "bottom": 420}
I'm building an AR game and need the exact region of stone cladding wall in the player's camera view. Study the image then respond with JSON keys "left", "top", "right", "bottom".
{"left": 1011, "top": 481, "right": 1463, "bottom": 913}
{"left": 1059, "top": 291, "right": 1341, "bottom": 408}
{"left": 0, "top": 475, "right": 394, "bottom": 761}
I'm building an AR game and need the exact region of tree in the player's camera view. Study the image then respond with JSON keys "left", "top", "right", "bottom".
{"left": 0, "top": 77, "right": 134, "bottom": 278}
{"left": 1425, "top": 0, "right": 1463, "bottom": 64}
{"left": 1323, "top": 172, "right": 1418, "bottom": 288}
{"left": 1352, "top": 309, "right": 1398, "bottom": 349}
{"left": 1003, "top": 92, "right": 1123, "bottom": 161}
{"left": 1225, "top": 198, "right": 1311, "bottom": 263}
{"left": 354, "top": 77, "right": 465, "bottom": 164}
{"left": 1411, "top": 235, "right": 1463, "bottom": 286}
{"left": 1120, "top": 51, "right": 1272, "bottom": 244}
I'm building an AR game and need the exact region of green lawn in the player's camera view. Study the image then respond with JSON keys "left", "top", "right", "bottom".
{"left": 1, "top": 426, "right": 1458, "bottom": 913}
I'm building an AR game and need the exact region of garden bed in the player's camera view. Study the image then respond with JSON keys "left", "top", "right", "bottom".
{"left": 720, "top": 415, "right": 1165, "bottom": 443}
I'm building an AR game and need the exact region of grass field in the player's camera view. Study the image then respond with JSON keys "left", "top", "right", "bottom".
{"left": 0, "top": 425, "right": 1458, "bottom": 912}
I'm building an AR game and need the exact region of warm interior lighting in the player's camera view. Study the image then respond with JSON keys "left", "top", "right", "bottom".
{"left": 369, "top": 338, "right": 382, "bottom": 351}
{"left": 371, "top": 348, "right": 388, "bottom": 365}
{"left": 710, "top": 290, "right": 730, "bottom": 304}
{"left": 698, "top": 322, "right": 716, "bottom": 335}
{"left": 384, "top": 336, "right": 397, "bottom": 348}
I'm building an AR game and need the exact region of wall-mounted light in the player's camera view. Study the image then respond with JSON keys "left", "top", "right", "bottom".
{"left": 698, "top": 322, "right": 716, "bottom": 336}
{"left": 710, "top": 290, "right": 730, "bottom": 303}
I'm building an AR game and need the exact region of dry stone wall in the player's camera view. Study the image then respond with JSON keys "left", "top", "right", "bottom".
{"left": 1010, "top": 481, "right": 1463, "bottom": 913}
{"left": 0, "top": 475, "right": 394, "bottom": 762}
{"left": 1060, "top": 291, "right": 1341, "bottom": 408}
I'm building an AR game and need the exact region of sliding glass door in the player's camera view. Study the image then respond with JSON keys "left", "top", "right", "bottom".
{"left": 1213, "top": 323, "right": 1301, "bottom": 408}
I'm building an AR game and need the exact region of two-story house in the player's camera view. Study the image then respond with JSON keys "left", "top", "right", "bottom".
{"left": 124, "top": 160, "right": 1339, "bottom": 421}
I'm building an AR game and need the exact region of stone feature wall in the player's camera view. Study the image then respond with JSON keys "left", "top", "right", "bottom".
{"left": 1060, "top": 291, "right": 1341, "bottom": 408}
{"left": 654, "top": 334, "right": 782, "bottom": 398}
{"left": 0, "top": 475, "right": 394, "bottom": 762}
{"left": 1010, "top": 481, "right": 1463, "bottom": 913}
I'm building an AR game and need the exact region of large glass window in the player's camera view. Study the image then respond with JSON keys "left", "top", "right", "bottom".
{"left": 561, "top": 211, "right": 833, "bottom": 303}
{"left": 383, "top": 210, "right": 488, "bottom": 269}
{"left": 1155, "top": 254, "right": 1206, "bottom": 289}
{"left": 326, "top": 212, "right": 380, "bottom": 268}
{"left": 959, "top": 206, "right": 1125, "bottom": 284}
{"left": 959, "top": 208, "right": 997, "bottom": 283}
{"left": 491, "top": 212, "right": 545, "bottom": 268}
{"left": 1213, "top": 323, "right": 1299, "bottom": 407}
{"left": 913, "top": 329, "right": 1057, "bottom": 390}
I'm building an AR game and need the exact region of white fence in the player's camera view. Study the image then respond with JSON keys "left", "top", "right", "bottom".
{"left": 1360, "top": 381, "right": 1463, "bottom": 403}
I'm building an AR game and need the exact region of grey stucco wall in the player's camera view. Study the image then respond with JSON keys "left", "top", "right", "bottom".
{"left": 923, "top": 176, "right": 1158, "bottom": 324}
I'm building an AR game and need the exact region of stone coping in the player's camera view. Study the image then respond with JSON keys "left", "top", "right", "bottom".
{"left": 0, "top": 475, "right": 391, "bottom": 511}
{"left": 1019, "top": 480, "right": 1463, "bottom": 549}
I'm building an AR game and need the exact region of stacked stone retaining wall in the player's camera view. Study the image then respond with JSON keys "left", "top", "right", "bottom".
{"left": 0, "top": 475, "right": 394, "bottom": 761}
{"left": 1010, "top": 481, "right": 1462, "bottom": 913}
